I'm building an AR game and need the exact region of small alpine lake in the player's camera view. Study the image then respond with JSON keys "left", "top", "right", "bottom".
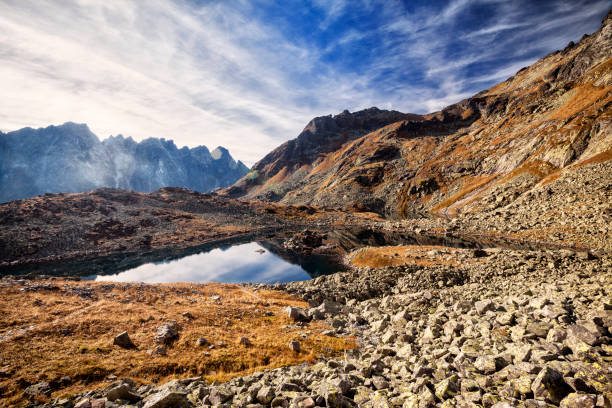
{"left": 1, "top": 227, "right": 581, "bottom": 283}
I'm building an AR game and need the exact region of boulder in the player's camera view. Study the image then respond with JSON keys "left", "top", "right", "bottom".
{"left": 142, "top": 389, "right": 190, "bottom": 408}
{"left": 531, "top": 367, "right": 571, "bottom": 404}
{"left": 113, "top": 331, "right": 136, "bottom": 349}
{"left": 155, "top": 322, "right": 180, "bottom": 345}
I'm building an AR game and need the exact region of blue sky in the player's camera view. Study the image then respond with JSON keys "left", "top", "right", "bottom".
{"left": 0, "top": 0, "right": 609, "bottom": 165}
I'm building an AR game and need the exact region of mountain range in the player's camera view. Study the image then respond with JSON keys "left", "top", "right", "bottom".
{"left": 0, "top": 122, "right": 248, "bottom": 203}
{"left": 222, "top": 10, "right": 612, "bottom": 219}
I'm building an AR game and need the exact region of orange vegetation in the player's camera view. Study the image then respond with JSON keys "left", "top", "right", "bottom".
{"left": 573, "top": 148, "right": 612, "bottom": 168}
{"left": 348, "top": 245, "right": 481, "bottom": 268}
{"left": 547, "top": 84, "right": 611, "bottom": 121}
{"left": 0, "top": 280, "right": 355, "bottom": 406}
{"left": 431, "top": 174, "right": 499, "bottom": 216}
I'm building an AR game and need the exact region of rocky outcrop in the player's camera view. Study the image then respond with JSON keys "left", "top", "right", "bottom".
{"left": 221, "top": 108, "right": 423, "bottom": 201}
{"left": 0, "top": 122, "right": 249, "bottom": 203}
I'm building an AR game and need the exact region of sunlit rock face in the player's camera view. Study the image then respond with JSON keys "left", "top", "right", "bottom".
{"left": 0, "top": 122, "right": 249, "bottom": 202}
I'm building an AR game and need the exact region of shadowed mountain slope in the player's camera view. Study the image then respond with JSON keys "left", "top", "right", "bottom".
{"left": 0, "top": 123, "right": 249, "bottom": 202}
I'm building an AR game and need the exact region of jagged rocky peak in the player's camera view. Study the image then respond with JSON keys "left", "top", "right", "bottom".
{"left": 0, "top": 122, "right": 248, "bottom": 202}
{"left": 211, "top": 146, "right": 230, "bottom": 160}
{"left": 221, "top": 107, "right": 424, "bottom": 200}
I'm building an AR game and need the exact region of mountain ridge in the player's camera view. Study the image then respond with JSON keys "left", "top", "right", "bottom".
{"left": 0, "top": 122, "right": 249, "bottom": 203}
{"left": 221, "top": 10, "right": 612, "bottom": 218}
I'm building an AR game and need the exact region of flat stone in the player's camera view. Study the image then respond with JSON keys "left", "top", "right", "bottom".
{"left": 23, "top": 382, "right": 51, "bottom": 398}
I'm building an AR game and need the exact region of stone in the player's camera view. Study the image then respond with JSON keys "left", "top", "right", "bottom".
{"left": 435, "top": 377, "right": 457, "bottom": 400}
{"left": 511, "top": 344, "right": 532, "bottom": 363}
{"left": 113, "top": 331, "right": 136, "bottom": 349}
{"left": 382, "top": 329, "right": 397, "bottom": 344}
{"left": 565, "top": 327, "right": 593, "bottom": 355}
{"left": 105, "top": 383, "right": 141, "bottom": 402}
{"left": 560, "top": 393, "right": 597, "bottom": 408}
{"left": 412, "top": 364, "right": 434, "bottom": 378}
{"left": 475, "top": 299, "right": 495, "bottom": 314}
{"left": 289, "top": 339, "right": 301, "bottom": 352}
{"left": 531, "top": 367, "right": 571, "bottom": 404}
{"left": 90, "top": 398, "right": 107, "bottom": 408}
{"left": 154, "top": 322, "right": 180, "bottom": 345}
{"left": 541, "top": 305, "right": 566, "bottom": 320}
{"left": 527, "top": 322, "right": 551, "bottom": 338}
{"left": 209, "top": 388, "right": 233, "bottom": 405}
{"left": 74, "top": 399, "right": 91, "bottom": 408}
{"left": 142, "top": 389, "right": 190, "bottom": 408}
{"left": 286, "top": 306, "right": 310, "bottom": 322}
{"left": 297, "top": 396, "right": 316, "bottom": 408}
{"left": 419, "top": 386, "right": 436, "bottom": 408}
{"left": 257, "top": 386, "right": 275, "bottom": 405}
{"left": 491, "top": 403, "right": 515, "bottom": 408}
{"left": 443, "top": 320, "right": 463, "bottom": 337}
{"left": 331, "top": 377, "right": 352, "bottom": 395}
{"left": 317, "top": 300, "right": 343, "bottom": 315}
{"left": 567, "top": 324, "right": 599, "bottom": 346}
{"left": 23, "top": 382, "right": 51, "bottom": 398}
{"left": 475, "top": 355, "right": 506, "bottom": 374}
{"left": 239, "top": 336, "right": 252, "bottom": 346}
{"left": 195, "top": 337, "right": 208, "bottom": 346}
{"left": 319, "top": 380, "right": 353, "bottom": 408}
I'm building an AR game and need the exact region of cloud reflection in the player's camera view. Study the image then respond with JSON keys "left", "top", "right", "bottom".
{"left": 93, "top": 242, "right": 310, "bottom": 284}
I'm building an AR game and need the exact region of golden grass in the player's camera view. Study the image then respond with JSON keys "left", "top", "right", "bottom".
{"left": 573, "top": 148, "right": 612, "bottom": 168}
{"left": 431, "top": 174, "right": 499, "bottom": 216}
{"left": 547, "top": 84, "right": 611, "bottom": 121}
{"left": 347, "top": 245, "right": 479, "bottom": 268}
{"left": 0, "top": 280, "right": 355, "bottom": 406}
{"left": 499, "top": 159, "right": 559, "bottom": 184}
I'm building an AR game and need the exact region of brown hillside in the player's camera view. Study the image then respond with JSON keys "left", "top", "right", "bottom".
{"left": 223, "top": 11, "right": 612, "bottom": 220}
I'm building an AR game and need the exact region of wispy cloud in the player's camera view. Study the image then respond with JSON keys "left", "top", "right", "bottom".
{"left": 0, "top": 0, "right": 609, "bottom": 165}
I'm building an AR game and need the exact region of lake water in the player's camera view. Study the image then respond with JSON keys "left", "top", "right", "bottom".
{"left": 85, "top": 242, "right": 312, "bottom": 284}
{"left": 2, "top": 227, "right": 574, "bottom": 284}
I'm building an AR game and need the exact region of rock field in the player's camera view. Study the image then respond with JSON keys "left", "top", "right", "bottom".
{"left": 28, "top": 246, "right": 611, "bottom": 408}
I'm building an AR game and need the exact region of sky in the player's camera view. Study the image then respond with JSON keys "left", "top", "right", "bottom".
{"left": 0, "top": 0, "right": 610, "bottom": 165}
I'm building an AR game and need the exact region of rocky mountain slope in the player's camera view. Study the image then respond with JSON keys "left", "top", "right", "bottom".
{"left": 223, "top": 12, "right": 612, "bottom": 220}
{"left": 0, "top": 122, "right": 249, "bottom": 203}
{"left": 223, "top": 108, "right": 423, "bottom": 201}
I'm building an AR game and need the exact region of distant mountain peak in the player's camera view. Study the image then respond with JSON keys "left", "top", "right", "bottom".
{"left": 0, "top": 124, "right": 248, "bottom": 202}
{"left": 211, "top": 146, "right": 230, "bottom": 160}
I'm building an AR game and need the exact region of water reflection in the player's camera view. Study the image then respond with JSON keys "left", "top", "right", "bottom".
{"left": 87, "top": 242, "right": 311, "bottom": 284}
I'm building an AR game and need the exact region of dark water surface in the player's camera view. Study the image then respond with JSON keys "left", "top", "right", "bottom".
{"left": 1, "top": 227, "right": 575, "bottom": 283}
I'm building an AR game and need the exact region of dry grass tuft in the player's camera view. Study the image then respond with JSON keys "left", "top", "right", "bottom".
{"left": 0, "top": 280, "right": 355, "bottom": 406}
{"left": 347, "top": 245, "right": 481, "bottom": 268}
